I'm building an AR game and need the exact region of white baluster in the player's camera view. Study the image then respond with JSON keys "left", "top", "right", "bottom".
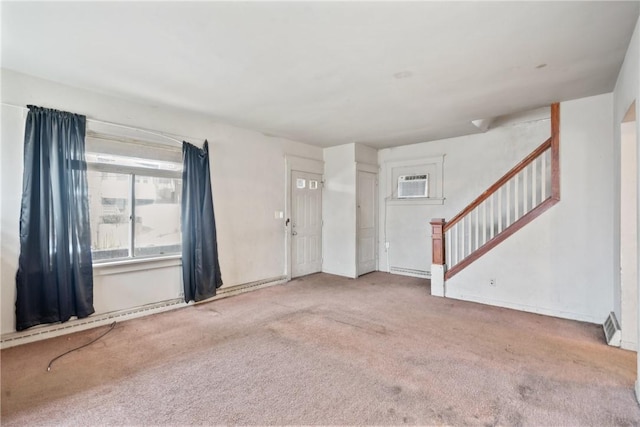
{"left": 490, "top": 193, "right": 495, "bottom": 239}
{"left": 547, "top": 149, "right": 552, "bottom": 197}
{"left": 543, "top": 153, "right": 547, "bottom": 201}
{"left": 523, "top": 165, "right": 528, "bottom": 214}
{"left": 446, "top": 228, "right": 452, "bottom": 268}
{"left": 456, "top": 223, "right": 460, "bottom": 266}
{"left": 467, "top": 212, "right": 472, "bottom": 255}
{"left": 459, "top": 218, "right": 464, "bottom": 261}
{"left": 482, "top": 200, "right": 487, "bottom": 245}
{"left": 497, "top": 186, "right": 503, "bottom": 233}
{"left": 474, "top": 207, "right": 479, "bottom": 251}
{"left": 463, "top": 216, "right": 468, "bottom": 260}
{"left": 532, "top": 157, "right": 537, "bottom": 207}
{"left": 467, "top": 215, "right": 472, "bottom": 257}
{"left": 513, "top": 173, "right": 520, "bottom": 222}
{"left": 446, "top": 224, "right": 458, "bottom": 268}
{"left": 506, "top": 180, "right": 511, "bottom": 227}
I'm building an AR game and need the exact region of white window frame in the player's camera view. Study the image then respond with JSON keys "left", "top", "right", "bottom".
{"left": 85, "top": 133, "right": 183, "bottom": 265}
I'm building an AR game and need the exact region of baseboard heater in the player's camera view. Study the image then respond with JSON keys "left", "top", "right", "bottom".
{"left": 603, "top": 311, "right": 621, "bottom": 347}
{"left": 199, "top": 275, "right": 287, "bottom": 302}
{"left": 389, "top": 266, "right": 430, "bottom": 279}
{"left": 1, "top": 275, "right": 287, "bottom": 349}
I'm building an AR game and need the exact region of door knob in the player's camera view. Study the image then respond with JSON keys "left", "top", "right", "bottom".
{"left": 292, "top": 231, "right": 298, "bottom": 236}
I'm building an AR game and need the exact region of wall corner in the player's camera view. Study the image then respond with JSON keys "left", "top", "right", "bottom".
{"left": 431, "top": 264, "right": 445, "bottom": 297}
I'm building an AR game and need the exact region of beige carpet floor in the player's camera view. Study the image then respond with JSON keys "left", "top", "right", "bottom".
{"left": 1, "top": 272, "right": 639, "bottom": 426}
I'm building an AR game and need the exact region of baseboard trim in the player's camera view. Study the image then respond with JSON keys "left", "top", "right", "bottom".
{"left": 446, "top": 290, "right": 602, "bottom": 324}
{"left": 1, "top": 275, "right": 288, "bottom": 349}
{"left": 197, "top": 275, "right": 287, "bottom": 303}
{"left": 1, "top": 299, "right": 187, "bottom": 349}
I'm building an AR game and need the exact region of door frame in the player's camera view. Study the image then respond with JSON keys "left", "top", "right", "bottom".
{"left": 285, "top": 155, "right": 324, "bottom": 281}
{"left": 356, "top": 162, "right": 379, "bottom": 276}
{"left": 619, "top": 101, "right": 638, "bottom": 350}
{"left": 614, "top": 100, "right": 640, "bottom": 352}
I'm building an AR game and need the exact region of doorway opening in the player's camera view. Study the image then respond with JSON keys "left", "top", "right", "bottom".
{"left": 620, "top": 100, "right": 637, "bottom": 350}
{"left": 357, "top": 168, "right": 378, "bottom": 276}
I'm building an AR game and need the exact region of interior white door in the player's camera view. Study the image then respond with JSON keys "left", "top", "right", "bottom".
{"left": 291, "top": 171, "right": 322, "bottom": 278}
{"left": 357, "top": 170, "right": 377, "bottom": 276}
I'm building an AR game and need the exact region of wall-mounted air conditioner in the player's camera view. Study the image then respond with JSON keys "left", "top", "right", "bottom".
{"left": 398, "top": 174, "right": 428, "bottom": 198}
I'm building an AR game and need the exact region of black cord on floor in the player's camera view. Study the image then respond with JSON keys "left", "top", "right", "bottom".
{"left": 46, "top": 321, "right": 117, "bottom": 372}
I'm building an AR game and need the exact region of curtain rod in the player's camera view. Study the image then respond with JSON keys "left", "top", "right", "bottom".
{"left": 1, "top": 102, "right": 185, "bottom": 146}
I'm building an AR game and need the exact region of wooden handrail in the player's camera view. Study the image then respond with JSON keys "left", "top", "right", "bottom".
{"left": 444, "top": 197, "right": 559, "bottom": 279}
{"left": 551, "top": 102, "right": 560, "bottom": 200}
{"left": 432, "top": 102, "right": 560, "bottom": 281}
{"left": 444, "top": 137, "right": 552, "bottom": 232}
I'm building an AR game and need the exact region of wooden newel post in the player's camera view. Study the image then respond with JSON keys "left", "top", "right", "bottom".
{"left": 430, "top": 218, "right": 446, "bottom": 266}
{"left": 430, "top": 218, "right": 446, "bottom": 298}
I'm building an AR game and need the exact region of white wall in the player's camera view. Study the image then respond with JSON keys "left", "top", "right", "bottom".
{"left": 354, "top": 143, "right": 378, "bottom": 166}
{"left": 322, "top": 144, "right": 357, "bottom": 278}
{"left": 0, "top": 69, "right": 322, "bottom": 334}
{"left": 379, "top": 94, "right": 616, "bottom": 323}
{"left": 446, "top": 94, "right": 614, "bottom": 323}
{"left": 0, "top": 105, "right": 24, "bottom": 335}
{"left": 378, "top": 114, "right": 549, "bottom": 276}
{"left": 322, "top": 143, "right": 378, "bottom": 278}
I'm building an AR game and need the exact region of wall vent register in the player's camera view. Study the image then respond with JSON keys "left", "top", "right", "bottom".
{"left": 398, "top": 174, "right": 428, "bottom": 198}
{"left": 603, "top": 311, "right": 621, "bottom": 347}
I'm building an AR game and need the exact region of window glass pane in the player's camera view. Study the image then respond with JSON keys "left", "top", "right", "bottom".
{"left": 86, "top": 152, "right": 182, "bottom": 173}
{"left": 87, "top": 170, "right": 131, "bottom": 261}
{"left": 134, "top": 176, "right": 182, "bottom": 257}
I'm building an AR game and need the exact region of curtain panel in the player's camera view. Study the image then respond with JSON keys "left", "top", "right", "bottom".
{"left": 181, "top": 140, "right": 222, "bottom": 302}
{"left": 15, "top": 106, "right": 95, "bottom": 331}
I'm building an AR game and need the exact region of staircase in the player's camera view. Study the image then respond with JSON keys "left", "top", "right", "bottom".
{"left": 430, "top": 103, "right": 560, "bottom": 295}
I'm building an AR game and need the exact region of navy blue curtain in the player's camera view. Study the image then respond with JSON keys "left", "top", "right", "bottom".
{"left": 15, "top": 106, "right": 94, "bottom": 331}
{"left": 181, "top": 140, "right": 222, "bottom": 302}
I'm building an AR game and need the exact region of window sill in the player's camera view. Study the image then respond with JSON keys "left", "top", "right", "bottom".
{"left": 387, "top": 198, "right": 445, "bottom": 206}
{"left": 93, "top": 255, "right": 182, "bottom": 276}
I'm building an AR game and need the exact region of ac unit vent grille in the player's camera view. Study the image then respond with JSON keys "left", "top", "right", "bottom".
{"left": 398, "top": 174, "right": 428, "bottom": 198}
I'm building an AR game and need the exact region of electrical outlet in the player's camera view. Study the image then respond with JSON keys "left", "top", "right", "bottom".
{"left": 489, "top": 279, "right": 496, "bottom": 287}
{"left": 385, "top": 242, "right": 390, "bottom": 249}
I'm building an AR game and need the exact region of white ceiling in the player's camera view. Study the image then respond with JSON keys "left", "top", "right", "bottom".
{"left": 2, "top": 1, "right": 639, "bottom": 149}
